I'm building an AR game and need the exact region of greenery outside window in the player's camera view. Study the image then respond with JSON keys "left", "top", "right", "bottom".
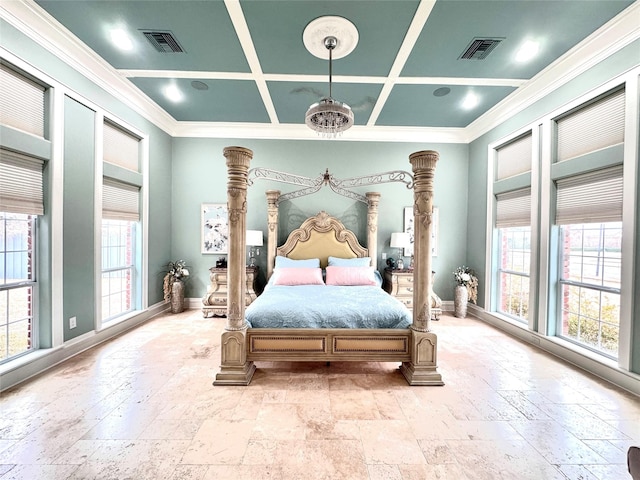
{"left": 558, "top": 222, "right": 621, "bottom": 358}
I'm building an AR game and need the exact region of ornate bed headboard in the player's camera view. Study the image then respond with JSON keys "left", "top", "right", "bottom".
{"left": 266, "top": 190, "right": 380, "bottom": 278}
{"left": 277, "top": 211, "right": 368, "bottom": 268}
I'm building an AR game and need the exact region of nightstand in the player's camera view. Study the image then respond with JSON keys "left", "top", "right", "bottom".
{"left": 383, "top": 267, "right": 442, "bottom": 320}
{"left": 383, "top": 268, "right": 414, "bottom": 311}
{"left": 202, "top": 266, "right": 258, "bottom": 317}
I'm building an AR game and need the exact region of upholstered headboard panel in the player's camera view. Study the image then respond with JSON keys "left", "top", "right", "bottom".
{"left": 276, "top": 211, "right": 368, "bottom": 269}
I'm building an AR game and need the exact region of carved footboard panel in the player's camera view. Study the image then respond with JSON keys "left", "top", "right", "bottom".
{"left": 246, "top": 328, "right": 412, "bottom": 362}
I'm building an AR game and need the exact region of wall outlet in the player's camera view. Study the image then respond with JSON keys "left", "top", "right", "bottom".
{"left": 69, "top": 316, "right": 77, "bottom": 329}
{"left": 381, "top": 252, "right": 387, "bottom": 260}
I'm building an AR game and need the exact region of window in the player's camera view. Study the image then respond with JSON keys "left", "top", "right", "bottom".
{"left": 498, "top": 226, "right": 531, "bottom": 322}
{"left": 0, "top": 213, "right": 36, "bottom": 363}
{"left": 100, "top": 120, "right": 141, "bottom": 323}
{"left": 558, "top": 222, "right": 621, "bottom": 358}
{"left": 101, "top": 220, "right": 135, "bottom": 321}
{"left": 495, "top": 187, "right": 531, "bottom": 323}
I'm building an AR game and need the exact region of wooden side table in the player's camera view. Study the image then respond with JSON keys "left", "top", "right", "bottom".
{"left": 383, "top": 267, "right": 442, "bottom": 320}
{"left": 383, "top": 268, "right": 414, "bottom": 311}
{"left": 202, "top": 266, "right": 258, "bottom": 317}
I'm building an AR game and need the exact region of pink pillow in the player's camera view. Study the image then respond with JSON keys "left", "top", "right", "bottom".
{"left": 272, "top": 267, "right": 324, "bottom": 286}
{"left": 325, "top": 266, "right": 377, "bottom": 286}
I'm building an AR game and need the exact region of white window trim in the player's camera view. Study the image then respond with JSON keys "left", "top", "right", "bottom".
{"left": 94, "top": 112, "right": 148, "bottom": 331}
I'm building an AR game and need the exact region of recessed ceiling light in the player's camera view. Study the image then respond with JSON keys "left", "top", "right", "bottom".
{"left": 515, "top": 40, "right": 539, "bottom": 63}
{"left": 163, "top": 84, "right": 183, "bottom": 102}
{"left": 462, "top": 93, "right": 479, "bottom": 110}
{"left": 110, "top": 28, "right": 133, "bottom": 51}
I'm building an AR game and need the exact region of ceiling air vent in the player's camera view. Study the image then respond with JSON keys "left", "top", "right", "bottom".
{"left": 459, "top": 37, "right": 504, "bottom": 60}
{"left": 141, "top": 30, "right": 184, "bottom": 53}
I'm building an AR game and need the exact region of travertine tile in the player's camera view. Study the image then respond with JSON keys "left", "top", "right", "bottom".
{"left": 0, "top": 310, "right": 637, "bottom": 480}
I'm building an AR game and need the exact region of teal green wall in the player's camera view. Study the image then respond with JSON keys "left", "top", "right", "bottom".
{"left": 171, "top": 139, "right": 468, "bottom": 301}
{"left": 467, "top": 40, "right": 640, "bottom": 372}
{"left": 63, "top": 96, "right": 96, "bottom": 340}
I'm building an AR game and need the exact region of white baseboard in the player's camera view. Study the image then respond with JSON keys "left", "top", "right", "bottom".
{"left": 0, "top": 302, "right": 168, "bottom": 392}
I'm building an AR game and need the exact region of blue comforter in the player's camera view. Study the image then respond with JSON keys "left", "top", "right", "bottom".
{"left": 245, "top": 285, "right": 412, "bottom": 329}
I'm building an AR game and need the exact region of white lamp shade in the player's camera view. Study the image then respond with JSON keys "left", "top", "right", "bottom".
{"left": 246, "top": 230, "right": 263, "bottom": 247}
{"left": 390, "top": 232, "right": 410, "bottom": 249}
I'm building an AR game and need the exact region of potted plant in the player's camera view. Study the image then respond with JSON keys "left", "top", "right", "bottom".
{"left": 453, "top": 265, "right": 478, "bottom": 318}
{"left": 163, "top": 260, "right": 190, "bottom": 313}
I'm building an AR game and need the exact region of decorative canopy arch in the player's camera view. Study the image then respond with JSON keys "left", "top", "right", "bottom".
{"left": 247, "top": 167, "right": 413, "bottom": 205}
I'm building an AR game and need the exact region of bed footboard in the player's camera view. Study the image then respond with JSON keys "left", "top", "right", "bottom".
{"left": 246, "top": 328, "right": 411, "bottom": 362}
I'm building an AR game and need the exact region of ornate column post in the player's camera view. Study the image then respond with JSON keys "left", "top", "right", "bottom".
{"left": 214, "top": 146, "right": 256, "bottom": 386}
{"left": 366, "top": 192, "right": 381, "bottom": 269}
{"left": 399, "top": 150, "right": 443, "bottom": 386}
{"left": 266, "top": 190, "right": 280, "bottom": 280}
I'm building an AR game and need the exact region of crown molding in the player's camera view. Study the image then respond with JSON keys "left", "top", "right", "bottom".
{"left": 171, "top": 122, "right": 465, "bottom": 143}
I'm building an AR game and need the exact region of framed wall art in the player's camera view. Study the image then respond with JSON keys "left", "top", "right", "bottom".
{"left": 403, "top": 206, "right": 438, "bottom": 257}
{"left": 202, "top": 203, "right": 228, "bottom": 254}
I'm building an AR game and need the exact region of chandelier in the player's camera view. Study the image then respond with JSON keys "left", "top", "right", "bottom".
{"left": 305, "top": 35, "right": 354, "bottom": 138}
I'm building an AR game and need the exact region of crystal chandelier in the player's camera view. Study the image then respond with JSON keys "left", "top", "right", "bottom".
{"left": 305, "top": 36, "right": 354, "bottom": 138}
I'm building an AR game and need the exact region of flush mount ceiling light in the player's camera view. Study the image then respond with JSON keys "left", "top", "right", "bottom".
{"left": 303, "top": 16, "right": 358, "bottom": 138}
{"left": 515, "top": 40, "right": 540, "bottom": 63}
{"left": 110, "top": 28, "right": 133, "bottom": 51}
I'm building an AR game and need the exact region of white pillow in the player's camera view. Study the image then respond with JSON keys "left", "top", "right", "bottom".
{"left": 327, "top": 256, "right": 371, "bottom": 267}
{"left": 274, "top": 256, "right": 320, "bottom": 268}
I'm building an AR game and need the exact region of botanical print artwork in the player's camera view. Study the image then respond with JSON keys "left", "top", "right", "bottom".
{"left": 202, "top": 204, "right": 228, "bottom": 254}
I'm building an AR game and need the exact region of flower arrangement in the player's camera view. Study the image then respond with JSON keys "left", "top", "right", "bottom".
{"left": 163, "top": 260, "right": 190, "bottom": 302}
{"left": 453, "top": 265, "right": 478, "bottom": 304}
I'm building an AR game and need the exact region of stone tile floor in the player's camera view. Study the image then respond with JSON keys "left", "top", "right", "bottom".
{"left": 0, "top": 310, "right": 638, "bottom": 479}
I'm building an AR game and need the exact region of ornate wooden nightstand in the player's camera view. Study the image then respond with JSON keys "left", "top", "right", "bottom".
{"left": 383, "top": 267, "right": 442, "bottom": 320}
{"left": 202, "top": 266, "right": 258, "bottom": 317}
{"left": 383, "top": 268, "right": 414, "bottom": 311}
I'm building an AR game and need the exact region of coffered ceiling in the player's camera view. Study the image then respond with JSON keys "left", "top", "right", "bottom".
{"left": 3, "top": 0, "right": 638, "bottom": 142}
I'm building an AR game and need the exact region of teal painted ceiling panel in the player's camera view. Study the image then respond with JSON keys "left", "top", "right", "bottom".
{"left": 35, "top": 1, "right": 250, "bottom": 72}
{"left": 402, "top": 0, "right": 634, "bottom": 79}
{"left": 241, "top": 0, "right": 420, "bottom": 76}
{"left": 377, "top": 84, "right": 516, "bottom": 127}
{"left": 268, "top": 81, "right": 382, "bottom": 125}
{"left": 129, "top": 78, "right": 269, "bottom": 122}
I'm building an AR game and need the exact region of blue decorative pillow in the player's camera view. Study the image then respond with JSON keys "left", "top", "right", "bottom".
{"left": 274, "top": 256, "right": 320, "bottom": 268}
{"left": 327, "top": 256, "right": 371, "bottom": 267}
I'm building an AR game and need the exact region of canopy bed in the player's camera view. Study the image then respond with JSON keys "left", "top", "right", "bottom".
{"left": 214, "top": 146, "right": 443, "bottom": 386}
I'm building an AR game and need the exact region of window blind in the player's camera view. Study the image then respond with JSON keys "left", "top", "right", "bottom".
{"left": 103, "top": 121, "right": 140, "bottom": 172}
{"left": 555, "top": 166, "right": 623, "bottom": 225}
{"left": 0, "top": 148, "right": 44, "bottom": 215}
{"left": 0, "top": 64, "right": 46, "bottom": 138}
{"left": 496, "top": 188, "right": 531, "bottom": 228}
{"left": 103, "top": 178, "right": 140, "bottom": 221}
{"left": 556, "top": 88, "right": 625, "bottom": 162}
{"left": 496, "top": 132, "right": 532, "bottom": 180}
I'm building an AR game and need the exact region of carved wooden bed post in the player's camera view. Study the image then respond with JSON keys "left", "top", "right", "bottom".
{"left": 366, "top": 192, "right": 380, "bottom": 269}
{"left": 400, "top": 150, "right": 444, "bottom": 386}
{"left": 214, "top": 146, "right": 256, "bottom": 386}
{"left": 266, "top": 190, "right": 280, "bottom": 280}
